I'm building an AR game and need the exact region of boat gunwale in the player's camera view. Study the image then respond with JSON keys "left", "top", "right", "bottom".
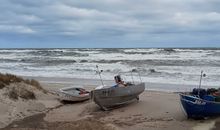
{"left": 180, "top": 93, "right": 220, "bottom": 105}
{"left": 92, "top": 83, "right": 145, "bottom": 92}
{"left": 59, "top": 91, "right": 89, "bottom": 97}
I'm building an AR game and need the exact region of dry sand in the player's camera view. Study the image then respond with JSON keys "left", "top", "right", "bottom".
{"left": 41, "top": 91, "right": 196, "bottom": 130}
{"left": 0, "top": 82, "right": 61, "bottom": 129}
{"left": 1, "top": 78, "right": 220, "bottom": 130}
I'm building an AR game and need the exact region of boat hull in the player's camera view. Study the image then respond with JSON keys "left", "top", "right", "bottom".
{"left": 57, "top": 87, "right": 90, "bottom": 102}
{"left": 180, "top": 94, "right": 220, "bottom": 118}
{"left": 59, "top": 92, "right": 90, "bottom": 102}
{"left": 91, "top": 83, "right": 145, "bottom": 110}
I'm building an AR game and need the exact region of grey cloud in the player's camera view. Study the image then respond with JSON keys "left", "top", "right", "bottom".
{"left": 0, "top": 0, "right": 220, "bottom": 46}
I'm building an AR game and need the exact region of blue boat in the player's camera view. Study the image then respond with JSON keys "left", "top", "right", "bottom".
{"left": 180, "top": 71, "right": 220, "bottom": 118}
{"left": 180, "top": 93, "right": 220, "bottom": 118}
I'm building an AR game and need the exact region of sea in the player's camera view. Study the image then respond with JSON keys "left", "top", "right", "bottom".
{"left": 0, "top": 48, "right": 220, "bottom": 90}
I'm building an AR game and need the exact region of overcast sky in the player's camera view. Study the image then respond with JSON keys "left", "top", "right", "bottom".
{"left": 0, "top": 0, "right": 220, "bottom": 48}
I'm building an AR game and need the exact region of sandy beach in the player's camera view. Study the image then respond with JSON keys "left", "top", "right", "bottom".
{"left": 0, "top": 77, "right": 220, "bottom": 130}
{"left": 1, "top": 0, "right": 220, "bottom": 128}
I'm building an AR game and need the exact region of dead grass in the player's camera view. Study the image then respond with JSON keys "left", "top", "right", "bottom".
{"left": 7, "top": 87, "right": 36, "bottom": 100}
{"left": 19, "top": 88, "right": 36, "bottom": 100}
{"left": 0, "top": 73, "right": 46, "bottom": 100}
{"left": 0, "top": 73, "right": 23, "bottom": 87}
{"left": 0, "top": 73, "right": 46, "bottom": 93}
{"left": 8, "top": 87, "right": 18, "bottom": 100}
{"left": 24, "top": 79, "right": 47, "bottom": 93}
{"left": 0, "top": 81, "right": 5, "bottom": 89}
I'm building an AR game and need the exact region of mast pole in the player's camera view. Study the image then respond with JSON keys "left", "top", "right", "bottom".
{"left": 199, "top": 71, "right": 203, "bottom": 89}
{"left": 131, "top": 71, "right": 134, "bottom": 84}
{"left": 96, "top": 65, "right": 104, "bottom": 86}
{"left": 198, "top": 70, "right": 203, "bottom": 97}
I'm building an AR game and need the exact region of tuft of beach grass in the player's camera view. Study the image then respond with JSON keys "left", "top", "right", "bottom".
{"left": 0, "top": 73, "right": 47, "bottom": 100}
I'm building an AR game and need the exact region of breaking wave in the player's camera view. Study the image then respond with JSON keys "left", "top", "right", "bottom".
{"left": 0, "top": 48, "right": 220, "bottom": 87}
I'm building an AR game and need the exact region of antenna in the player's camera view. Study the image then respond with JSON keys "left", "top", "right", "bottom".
{"left": 138, "top": 72, "right": 142, "bottom": 83}
{"left": 137, "top": 68, "right": 142, "bottom": 83}
{"left": 96, "top": 65, "right": 104, "bottom": 86}
{"left": 131, "top": 71, "right": 134, "bottom": 84}
{"left": 198, "top": 70, "right": 206, "bottom": 97}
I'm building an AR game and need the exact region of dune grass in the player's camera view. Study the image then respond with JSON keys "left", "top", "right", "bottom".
{"left": 7, "top": 87, "right": 36, "bottom": 100}
{"left": 0, "top": 73, "right": 45, "bottom": 91}
{"left": 8, "top": 87, "right": 18, "bottom": 100}
{"left": 0, "top": 73, "right": 47, "bottom": 100}
{"left": 24, "top": 79, "right": 47, "bottom": 93}
{"left": 0, "top": 73, "right": 23, "bottom": 88}
{"left": 0, "top": 81, "right": 5, "bottom": 89}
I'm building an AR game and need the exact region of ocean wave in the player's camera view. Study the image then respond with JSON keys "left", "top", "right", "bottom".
{"left": 208, "top": 51, "right": 220, "bottom": 57}
{"left": 80, "top": 58, "right": 220, "bottom": 67}
{"left": 123, "top": 51, "right": 154, "bottom": 55}
{"left": 10, "top": 58, "right": 77, "bottom": 66}
{"left": 159, "top": 48, "right": 177, "bottom": 54}
{"left": 92, "top": 60, "right": 124, "bottom": 64}
{"left": 131, "top": 68, "right": 158, "bottom": 74}
{"left": 1, "top": 48, "right": 220, "bottom": 87}
{"left": 123, "top": 59, "right": 220, "bottom": 67}
{"left": 26, "top": 50, "right": 89, "bottom": 57}
{"left": 118, "top": 48, "right": 177, "bottom": 55}
{"left": 75, "top": 68, "right": 95, "bottom": 72}
{"left": 162, "top": 48, "right": 176, "bottom": 52}
{"left": 0, "top": 59, "right": 19, "bottom": 63}
{"left": 0, "top": 51, "right": 14, "bottom": 55}
{"left": 79, "top": 60, "right": 89, "bottom": 63}
{"left": 98, "top": 48, "right": 124, "bottom": 54}
{"left": 39, "top": 59, "right": 77, "bottom": 66}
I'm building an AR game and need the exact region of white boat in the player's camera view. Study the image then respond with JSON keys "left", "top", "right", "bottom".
{"left": 58, "top": 87, "right": 90, "bottom": 102}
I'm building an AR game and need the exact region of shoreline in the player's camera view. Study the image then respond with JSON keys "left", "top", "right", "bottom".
{"left": 22, "top": 76, "right": 218, "bottom": 92}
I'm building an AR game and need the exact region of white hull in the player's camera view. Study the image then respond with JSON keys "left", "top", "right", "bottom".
{"left": 57, "top": 87, "right": 90, "bottom": 102}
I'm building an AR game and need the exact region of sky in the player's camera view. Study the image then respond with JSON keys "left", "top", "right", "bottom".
{"left": 0, "top": 0, "right": 220, "bottom": 48}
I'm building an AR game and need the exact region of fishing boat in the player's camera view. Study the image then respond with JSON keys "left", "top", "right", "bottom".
{"left": 91, "top": 82, "right": 145, "bottom": 110}
{"left": 58, "top": 87, "right": 90, "bottom": 102}
{"left": 90, "top": 66, "right": 145, "bottom": 110}
{"left": 180, "top": 71, "right": 220, "bottom": 118}
{"left": 180, "top": 92, "right": 220, "bottom": 118}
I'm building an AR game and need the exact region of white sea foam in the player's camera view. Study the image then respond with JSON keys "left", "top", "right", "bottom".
{"left": 0, "top": 48, "right": 220, "bottom": 91}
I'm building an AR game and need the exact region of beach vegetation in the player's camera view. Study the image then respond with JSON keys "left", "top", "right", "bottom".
{"left": 24, "top": 79, "right": 47, "bottom": 93}
{"left": 0, "top": 81, "right": 5, "bottom": 89}
{"left": 0, "top": 73, "right": 46, "bottom": 93}
{"left": 0, "top": 73, "right": 23, "bottom": 86}
{"left": 7, "top": 86, "right": 36, "bottom": 100}
{"left": 8, "top": 87, "right": 18, "bottom": 100}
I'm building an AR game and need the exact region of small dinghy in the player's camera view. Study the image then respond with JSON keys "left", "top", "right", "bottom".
{"left": 58, "top": 87, "right": 90, "bottom": 102}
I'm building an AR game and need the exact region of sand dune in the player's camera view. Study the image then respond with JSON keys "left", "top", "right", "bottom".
{"left": 0, "top": 81, "right": 61, "bottom": 129}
